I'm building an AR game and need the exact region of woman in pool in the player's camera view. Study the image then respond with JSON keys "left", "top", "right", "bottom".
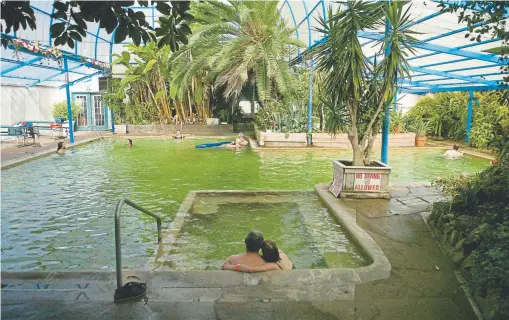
{"left": 237, "top": 133, "right": 249, "bottom": 146}
{"left": 127, "top": 139, "right": 133, "bottom": 147}
{"left": 222, "top": 240, "right": 293, "bottom": 272}
{"left": 56, "top": 142, "right": 66, "bottom": 155}
{"left": 173, "top": 129, "right": 184, "bottom": 139}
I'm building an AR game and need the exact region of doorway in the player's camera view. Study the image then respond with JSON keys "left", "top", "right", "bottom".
{"left": 72, "top": 93, "right": 109, "bottom": 131}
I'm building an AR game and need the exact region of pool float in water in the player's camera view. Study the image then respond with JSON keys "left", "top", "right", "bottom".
{"left": 195, "top": 141, "right": 232, "bottom": 149}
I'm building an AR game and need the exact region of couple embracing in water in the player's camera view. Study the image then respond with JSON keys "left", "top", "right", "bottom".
{"left": 222, "top": 230, "right": 293, "bottom": 272}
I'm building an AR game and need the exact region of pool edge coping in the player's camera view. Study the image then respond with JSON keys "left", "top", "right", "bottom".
{"left": 147, "top": 189, "right": 391, "bottom": 287}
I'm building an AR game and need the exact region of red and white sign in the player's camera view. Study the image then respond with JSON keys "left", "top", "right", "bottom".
{"left": 354, "top": 172, "right": 381, "bottom": 192}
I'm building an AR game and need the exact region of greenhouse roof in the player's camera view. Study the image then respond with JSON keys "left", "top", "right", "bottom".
{"left": 0, "top": 0, "right": 507, "bottom": 94}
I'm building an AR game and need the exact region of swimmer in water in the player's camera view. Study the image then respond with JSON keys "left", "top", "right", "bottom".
{"left": 173, "top": 129, "right": 183, "bottom": 139}
{"left": 444, "top": 144, "right": 463, "bottom": 159}
{"left": 237, "top": 133, "right": 249, "bottom": 146}
{"left": 56, "top": 142, "right": 66, "bottom": 155}
{"left": 127, "top": 139, "right": 133, "bottom": 147}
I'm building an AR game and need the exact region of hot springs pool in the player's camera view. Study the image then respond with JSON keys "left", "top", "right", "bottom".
{"left": 1, "top": 139, "right": 488, "bottom": 271}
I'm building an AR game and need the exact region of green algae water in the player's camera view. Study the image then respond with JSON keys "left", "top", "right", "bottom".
{"left": 1, "top": 139, "right": 488, "bottom": 271}
{"left": 169, "top": 193, "right": 369, "bottom": 270}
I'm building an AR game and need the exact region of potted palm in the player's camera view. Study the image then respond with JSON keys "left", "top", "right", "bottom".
{"left": 411, "top": 120, "right": 429, "bottom": 147}
{"left": 312, "top": 1, "right": 417, "bottom": 199}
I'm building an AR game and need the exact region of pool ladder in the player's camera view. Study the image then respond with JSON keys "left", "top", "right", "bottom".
{"left": 115, "top": 198, "right": 162, "bottom": 289}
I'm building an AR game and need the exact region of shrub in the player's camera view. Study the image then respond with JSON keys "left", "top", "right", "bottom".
{"left": 407, "top": 92, "right": 468, "bottom": 139}
{"left": 52, "top": 101, "right": 82, "bottom": 120}
{"left": 255, "top": 100, "right": 306, "bottom": 133}
{"left": 429, "top": 142, "right": 509, "bottom": 318}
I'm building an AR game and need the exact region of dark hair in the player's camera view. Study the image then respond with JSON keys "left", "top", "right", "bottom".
{"left": 244, "top": 230, "right": 264, "bottom": 252}
{"left": 57, "top": 142, "right": 64, "bottom": 151}
{"left": 128, "top": 139, "right": 133, "bottom": 145}
{"left": 453, "top": 144, "right": 459, "bottom": 151}
{"left": 261, "top": 240, "right": 280, "bottom": 263}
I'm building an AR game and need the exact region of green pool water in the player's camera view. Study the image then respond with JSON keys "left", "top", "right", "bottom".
{"left": 0, "top": 139, "right": 488, "bottom": 271}
{"left": 168, "top": 193, "right": 369, "bottom": 270}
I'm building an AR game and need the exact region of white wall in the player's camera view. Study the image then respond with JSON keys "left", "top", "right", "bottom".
{"left": 0, "top": 85, "right": 66, "bottom": 125}
{"left": 397, "top": 93, "right": 422, "bottom": 114}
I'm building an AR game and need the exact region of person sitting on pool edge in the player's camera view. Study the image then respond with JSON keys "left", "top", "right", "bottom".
{"left": 56, "top": 142, "right": 66, "bottom": 155}
{"left": 444, "top": 144, "right": 463, "bottom": 159}
{"left": 222, "top": 230, "right": 266, "bottom": 270}
{"left": 222, "top": 239, "right": 293, "bottom": 272}
{"left": 127, "top": 139, "right": 133, "bottom": 147}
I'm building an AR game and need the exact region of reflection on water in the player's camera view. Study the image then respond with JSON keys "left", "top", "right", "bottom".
{"left": 1, "top": 139, "right": 488, "bottom": 271}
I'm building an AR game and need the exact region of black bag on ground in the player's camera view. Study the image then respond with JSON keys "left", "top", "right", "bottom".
{"left": 114, "top": 282, "right": 147, "bottom": 302}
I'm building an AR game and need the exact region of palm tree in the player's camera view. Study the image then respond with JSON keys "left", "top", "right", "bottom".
{"left": 312, "top": 1, "right": 418, "bottom": 166}
{"left": 170, "top": 0, "right": 305, "bottom": 114}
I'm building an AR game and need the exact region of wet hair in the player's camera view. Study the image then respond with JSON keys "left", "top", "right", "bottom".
{"left": 57, "top": 142, "right": 64, "bottom": 151}
{"left": 128, "top": 139, "right": 133, "bottom": 145}
{"left": 261, "top": 240, "right": 280, "bottom": 263}
{"left": 453, "top": 144, "right": 459, "bottom": 151}
{"left": 244, "top": 230, "right": 264, "bottom": 253}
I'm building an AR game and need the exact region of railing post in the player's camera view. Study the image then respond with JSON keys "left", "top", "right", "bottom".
{"left": 115, "top": 198, "right": 162, "bottom": 289}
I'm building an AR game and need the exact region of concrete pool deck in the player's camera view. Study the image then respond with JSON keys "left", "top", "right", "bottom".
{"left": 1, "top": 184, "right": 476, "bottom": 319}
{"left": 1, "top": 132, "right": 111, "bottom": 169}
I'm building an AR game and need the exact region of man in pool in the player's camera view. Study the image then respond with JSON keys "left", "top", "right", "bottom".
{"left": 444, "top": 144, "right": 463, "bottom": 159}
{"left": 222, "top": 230, "right": 266, "bottom": 269}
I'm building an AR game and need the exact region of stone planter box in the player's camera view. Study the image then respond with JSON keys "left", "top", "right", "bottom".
{"left": 254, "top": 126, "right": 307, "bottom": 147}
{"left": 329, "top": 160, "right": 391, "bottom": 199}
{"left": 255, "top": 126, "right": 416, "bottom": 148}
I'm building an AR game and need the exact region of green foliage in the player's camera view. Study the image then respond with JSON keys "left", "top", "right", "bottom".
{"left": 429, "top": 142, "right": 509, "bottom": 318}
{"left": 171, "top": 0, "right": 305, "bottom": 105}
{"left": 1, "top": 1, "right": 193, "bottom": 50}
{"left": 407, "top": 92, "right": 468, "bottom": 139}
{"left": 389, "top": 109, "right": 405, "bottom": 133}
{"left": 408, "top": 120, "right": 429, "bottom": 137}
{"left": 408, "top": 91, "right": 507, "bottom": 149}
{"left": 254, "top": 100, "right": 306, "bottom": 134}
{"left": 469, "top": 91, "right": 509, "bottom": 149}
{"left": 52, "top": 100, "right": 82, "bottom": 120}
{"left": 111, "top": 42, "right": 172, "bottom": 124}
{"left": 311, "top": 1, "right": 418, "bottom": 165}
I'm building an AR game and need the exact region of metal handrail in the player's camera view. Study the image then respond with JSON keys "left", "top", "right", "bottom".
{"left": 115, "top": 198, "right": 162, "bottom": 289}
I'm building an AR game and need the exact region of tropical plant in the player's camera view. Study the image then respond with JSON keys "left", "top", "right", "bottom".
{"left": 407, "top": 92, "right": 468, "bottom": 139}
{"left": 469, "top": 91, "right": 509, "bottom": 149}
{"left": 52, "top": 100, "right": 82, "bottom": 120}
{"left": 1, "top": 1, "right": 194, "bottom": 50}
{"left": 170, "top": 0, "right": 305, "bottom": 114}
{"left": 112, "top": 42, "right": 172, "bottom": 124}
{"left": 389, "top": 109, "right": 405, "bottom": 133}
{"left": 409, "top": 120, "right": 429, "bottom": 138}
{"left": 311, "top": 1, "right": 418, "bottom": 166}
{"left": 429, "top": 140, "right": 509, "bottom": 318}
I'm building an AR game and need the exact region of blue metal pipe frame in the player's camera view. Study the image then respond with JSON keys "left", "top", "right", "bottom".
{"left": 381, "top": 17, "right": 391, "bottom": 165}
{"left": 307, "top": 59, "right": 314, "bottom": 145}
{"left": 64, "top": 58, "right": 75, "bottom": 144}
{"left": 466, "top": 90, "right": 474, "bottom": 143}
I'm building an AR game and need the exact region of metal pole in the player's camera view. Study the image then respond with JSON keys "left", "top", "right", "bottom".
{"left": 381, "top": 13, "right": 392, "bottom": 164}
{"left": 465, "top": 90, "right": 474, "bottom": 143}
{"left": 307, "top": 59, "right": 314, "bottom": 145}
{"left": 111, "top": 110, "right": 115, "bottom": 133}
{"left": 64, "top": 58, "right": 75, "bottom": 144}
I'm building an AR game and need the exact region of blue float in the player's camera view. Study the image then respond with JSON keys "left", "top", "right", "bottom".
{"left": 195, "top": 141, "right": 232, "bottom": 149}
